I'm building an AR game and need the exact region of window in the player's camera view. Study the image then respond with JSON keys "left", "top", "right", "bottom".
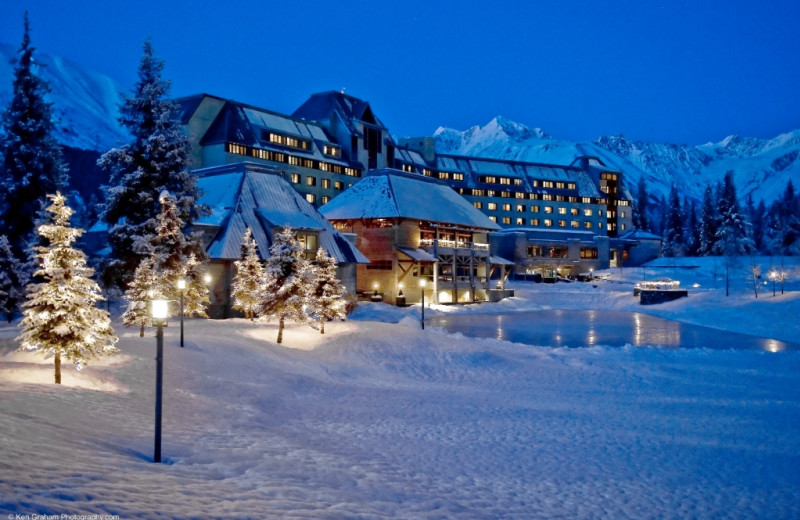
{"left": 296, "top": 233, "right": 318, "bottom": 254}
{"left": 502, "top": 217, "right": 511, "bottom": 224}
{"left": 513, "top": 178, "right": 523, "bottom": 186}
{"left": 453, "top": 172, "right": 464, "bottom": 181}
{"left": 499, "top": 177, "right": 511, "bottom": 185}
{"left": 305, "top": 193, "right": 316, "bottom": 204}
{"left": 527, "top": 245, "right": 543, "bottom": 257}
{"left": 584, "top": 222, "right": 593, "bottom": 229}
{"left": 290, "top": 173, "right": 300, "bottom": 184}
{"left": 571, "top": 208, "right": 579, "bottom": 215}
{"left": 515, "top": 192, "right": 526, "bottom": 199}
{"left": 321, "top": 179, "right": 331, "bottom": 189}
{"left": 487, "top": 202, "right": 498, "bottom": 210}
{"left": 571, "top": 221, "right": 579, "bottom": 228}
{"left": 584, "top": 208, "right": 593, "bottom": 217}
{"left": 621, "top": 223, "right": 626, "bottom": 231}
{"left": 366, "top": 260, "right": 393, "bottom": 270}
{"left": 227, "top": 143, "right": 247, "bottom": 155}
{"left": 321, "top": 196, "right": 330, "bottom": 205}
{"left": 556, "top": 182, "right": 565, "bottom": 189}
{"left": 531, "top": 205, "right": 539, "bottom": 212}
{"left": 273, "top": 152, "right": 285, "bottom": 162}
{"left": 544, "top": 219, "right": 553, "bottom": 227}
{"left": 544, "top": 206, "right": 553, "bottom": 214}
{"left": 479, "top": 175, "right": 497, "bottom": 184}
{"left": 542, "top": 194, "right": 553, "bottom": 201}
{"left": 542, "top": 181, "right": 554, "bottom": 188}
{"left": 530, "top": 218, "right": 539, "bottom": 226}
{"left": 489, "top": 216, "right": 497, "bottom": 222}
{"left": 568, "top": 183, "right": 576, "bottom": 190}
{"left": 402, "top": 164, "right": 414, "bottom": 173}
{"left": 334, "top": 181, "right": 344, "bottom": 190}
{"left": 472, "top": 189, "right": 485, "bottom": 196}
{"left": 621, "top": 211, "right": 626, "bottom": 219}
{"left": 558, "top": 207, "right": 567, "bottom": 215}
{"left": 303, "top": 159, "right": 314, "bottom": 169}
{"left": 502, "top": 203, "right": 511, "bottom": 211}
{"left": 580, "top": 247, "right": 598, "bottom": 259}
{"left": 516, "top": 218, "right": 524, "bottom": 225}
{"left": 558, "top": 220, "right": 566, "bottom": 227}
{"left": 438, "top": 171, "right": 450, "bottom": 180}
{"left": 582, "top": 197, "right": 592, "bottom": 204}
{"left": 306, "top": 176, "right": 316, "bottom": 186}
{"left": 500, "top": 191, "right": 512, "bottom": 198}
{"left": 473, "top": 201, "right": 483, "bottom": 209}
{"left": 516, "top": 204, "right": 525, "bottom": 212}
{"left": 252, "top": 148, "right": 270, "bottom": 160}
{"left": 487, "top": 190, "right": 496, "bottom": 197}
{"left": 323, "top": 144, "right": 340, "bottom": 157}
{"left": 344, "top": 167, "right": 360, "bottom": 177}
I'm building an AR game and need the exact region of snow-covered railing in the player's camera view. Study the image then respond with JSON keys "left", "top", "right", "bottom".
{"left": 419, "top": 238, "right": 490, "bottom": 251}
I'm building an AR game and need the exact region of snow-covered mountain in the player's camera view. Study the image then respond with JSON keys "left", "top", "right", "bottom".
{"left": 0, "top": 42, "right": 128, "bottom": 152}
{"left": 434, "top": 117, "right": 800, "bottom": 205}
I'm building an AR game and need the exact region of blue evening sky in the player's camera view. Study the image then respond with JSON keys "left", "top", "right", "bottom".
{"left": 1, "top": 0, "right": 798, "bottom": 145}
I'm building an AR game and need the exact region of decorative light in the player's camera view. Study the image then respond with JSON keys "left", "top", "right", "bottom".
{"left": 203, "top": 274, "right": 212, "bottom": 284}
{"left": 151, "top": 300, "right": 168, "bottom": 323}
{"left": 177, "top": 279, "right": 186, "bottom": 290}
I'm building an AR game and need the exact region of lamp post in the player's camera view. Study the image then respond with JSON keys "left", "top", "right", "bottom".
{"left": 177, "top": 279, "right": 185, "bottom": 348}
{"left": 420, "top": 279, "right": 426, "bottom": 330}
{"left": 151, "top": 299, "right": 168, "bottom": 463}
{"left": 769, "top": 270, "right": 776, "bottom": 297}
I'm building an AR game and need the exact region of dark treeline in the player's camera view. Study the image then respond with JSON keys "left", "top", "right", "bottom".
{"left": 634, "top": 173, "right": 799, "bottom": 258}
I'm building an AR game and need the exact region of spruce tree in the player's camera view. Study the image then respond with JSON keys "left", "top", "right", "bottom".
{"left": 17, "top": 193, "right": 118, "bottom": 384}
{"left": 713, "top": 172, "right": 753, "bottom": 296}
{"left": 698, "top": 185, "right": 718, "bottom": 256}
{"left": 0, "top": 235, "right": 25, "bottom": 322}
{"left": 685, "top": 198, "right": 701, "bottom": 256}
{"left": 0, "top": 13, "right": 69, "bottom": 259}
{"left": 633, "top": 176, "right": 650, "bottom": 232}
{"left": 660, "top": 184, "right": 685, "bottom": 257}
{"left": 307, "top": 248, "right": 347, "bottom": 334}
{"left": 182, "top": 252, "right": 209, "bottom": 318}
{"left": 232, "top": 228, "right": 264, "bottom": 321}
{"left": 98, "top": 39, "right": 202, "bottom": 291}
{"left": 122, "top": 253, "right": 160, "bottom": 337}
{"left": 260, "top": 227, "right": 312, "bottom": 344}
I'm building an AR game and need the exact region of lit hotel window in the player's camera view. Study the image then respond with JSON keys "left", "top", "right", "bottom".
{"left": 306, "top": 193, "right": 317, "bottom": 204}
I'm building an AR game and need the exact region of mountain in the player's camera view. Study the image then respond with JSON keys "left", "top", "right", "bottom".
{"left": 0, "top": 42, "right": 128, "bottom": 152}
{"left": 433, "top": 118, "right": 800, "bottom": 206}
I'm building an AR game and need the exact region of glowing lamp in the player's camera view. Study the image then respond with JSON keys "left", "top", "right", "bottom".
{"left": 151, "top": 300, "right": 168, "bottom": 323}
{"left": 177, "top": 279, "right": 186, "bottom": 290}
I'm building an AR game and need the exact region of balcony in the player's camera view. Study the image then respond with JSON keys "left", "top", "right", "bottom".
{"left": 419, "top": 238, "right": 490, "bottom": 251}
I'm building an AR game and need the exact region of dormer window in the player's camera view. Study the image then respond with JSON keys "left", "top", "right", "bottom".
{"left": 323, "top": 144, "right": 341, "bottom": 158}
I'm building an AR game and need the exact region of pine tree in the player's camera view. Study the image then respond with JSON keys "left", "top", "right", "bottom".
{"left": 746, "top": 193, "right": 766, "bottom": 253}
{"left": 684, "top": 198, "right": 701, "bottom": 256}
{"left": 713, "top": 172, "right": 754, "bottom": 296}
{"left": 633, "top": 176, "right": 650, "bottom": 232}
{"left": 0, "top": 13, "right": 69, "bottom": 259}
{"left": 98, "top": 39, "right": 202, "bottom": 291}
{"left": 0, "top": 235, "right": 25, "bottom": 322}
{"left": 307, "top": 248, "right": 347, "bottom": 334}
{"left": 148, "top": 191, "right": 191, "bottom": 309}
{"left": 17, "top": 193, "right": 118, "bottom": 384}
{"left": 182, "top": 252, "right": 209, "bottom": 318}
{"left": 260, "top": 227, "right": 312, "bottom": 344}
{"left": 232, "top": 228, "right": 264, "bottom": 320}
{"left": 122, "top": 253, "right": 159, "bottom": 337}
{"left": 660, "top": 184, "right": 685, "bottom": 257}
{"left": 698, "top": 184, "right": 719, "bottom": 256}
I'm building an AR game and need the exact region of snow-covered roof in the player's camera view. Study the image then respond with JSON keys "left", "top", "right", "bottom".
{"left": 292, "top": 91, "right": 389, "bottom": 134}
{"left": 194, "top": 162, "right": 369, "bottom": 263}
{"left": 319, "top": 169, "right": 501, "bottom": 231}
{"left": 618, "top": 229, "right": 662, "bottom": 241}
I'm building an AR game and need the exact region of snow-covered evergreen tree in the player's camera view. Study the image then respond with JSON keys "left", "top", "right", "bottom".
{"left": 260, "top": 227, "right": 312, "bottom": 344}
{"left": 232, "top": 228, "right": 263, "bottom": 321}
{"left": 122, "top": 253, "right": 160, "bottom": 337}
{"left": 0, "top": 235, "right": 25, "bottom": 322}
{"left": 98, "top": 39, "right": 202, "bottom": 291}
{"left": 17, "top": 193, "right": 118, "bottom": 384}
{"left": 147, "top": 191, "right": 191, "bottom": 307}
{"left": 306, "top": 248, "right": 347, "bottom": 334}
{"left": 182, "top": 252, "right": 209, "bottom": 318}
{"left": 0, "top": 13, "right": 69, "bottom": 259}
{"left": 713, "top": 173, "right": 754, "bottom": 296}
{"left": 765, "top": 180, "right": 800, "bottom": 256}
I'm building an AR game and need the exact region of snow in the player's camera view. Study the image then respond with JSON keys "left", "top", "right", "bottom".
{"left": 1, "top": 258, "right": 799, "bottom": 518}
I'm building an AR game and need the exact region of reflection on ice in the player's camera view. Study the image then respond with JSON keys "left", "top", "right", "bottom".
{"left": 430, "top": 311, "right": 797, "bottom": 352}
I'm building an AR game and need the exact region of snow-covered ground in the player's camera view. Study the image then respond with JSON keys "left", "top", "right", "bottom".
{"left": 1, "top": 258, "right": 798, "bottom": 519}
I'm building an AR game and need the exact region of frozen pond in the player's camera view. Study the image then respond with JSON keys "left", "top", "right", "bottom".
{"left": 428, "top": 310, "right": 798, "bottom": 352}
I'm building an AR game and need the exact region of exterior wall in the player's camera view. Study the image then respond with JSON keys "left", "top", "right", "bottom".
{"left": 626, "top": 238, "right": 662, "bottom": 266}
{"left": 186, "top": 97, "right": 226, "bottom": 168}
